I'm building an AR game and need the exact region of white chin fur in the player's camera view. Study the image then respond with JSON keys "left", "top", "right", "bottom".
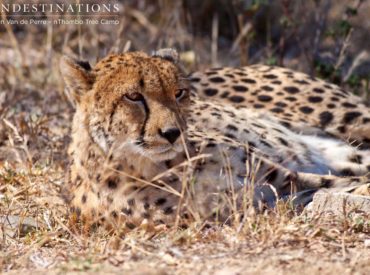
{"left": 146, "top": 143, "right": 184, "bottom": 161}
{"left": 148, "top": 150, "right": 179, "bottom": 161}
{"left": 118, "top": 141, "right": 183, "bottom": 161}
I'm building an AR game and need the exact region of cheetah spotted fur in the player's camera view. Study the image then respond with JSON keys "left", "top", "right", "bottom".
{"left": 60, "top": 49, "right": 370, "bottom": 231}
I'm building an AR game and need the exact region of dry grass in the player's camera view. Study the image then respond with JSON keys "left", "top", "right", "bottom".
{"left": 1, "top": 0, "right": 370, "bottom": 273}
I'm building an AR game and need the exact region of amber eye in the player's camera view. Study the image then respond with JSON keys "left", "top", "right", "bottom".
{"left": 124, "top": 92, "right": 144, "bottom": 102}
{"left": 175, "top": 89, "right": 187, "bottom": 100}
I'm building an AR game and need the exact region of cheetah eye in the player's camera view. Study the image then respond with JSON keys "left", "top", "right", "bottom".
{"left": 175, "top": 89, "right": 188, "bottom": 101}
{"left": 124, "top": 92, "right": 144, "bottom": 102}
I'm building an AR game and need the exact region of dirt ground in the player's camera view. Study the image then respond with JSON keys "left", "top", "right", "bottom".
{"left": 1, "top": 1, "right": 370, "bottom": 274}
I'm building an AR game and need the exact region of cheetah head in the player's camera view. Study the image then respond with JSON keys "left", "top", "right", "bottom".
{"left": 60, "top": 49, "right": 190, "bottom": 161}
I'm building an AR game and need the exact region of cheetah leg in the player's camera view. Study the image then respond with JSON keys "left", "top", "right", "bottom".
{"left": 295, "top": 172, "right": 369, "bottom": 190}
{"left": 301, "top": 135, "right": 370, "bottom": 177}
{"left": 322, "top": 148, "right": 370, "bottom": 177}
{"left": 350, "top": 183, "right": 370, "bottom": 196}
{"left": 250, "top": 154, "right": 369, "bottom": 208}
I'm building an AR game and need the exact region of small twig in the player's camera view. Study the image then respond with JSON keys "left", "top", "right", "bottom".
{"left": 334, "top": 28, "right": 353, "bottom": 72}
{"left": 211, "top": 13, "right": 219, "bottom": 67}
{"left": 231, "top": 18, "right": 252, "bottom": 54}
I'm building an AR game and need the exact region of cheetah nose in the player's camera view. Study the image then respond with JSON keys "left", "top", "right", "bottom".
{"left": 159, "top": 128, "right": 181, "bottom": 144}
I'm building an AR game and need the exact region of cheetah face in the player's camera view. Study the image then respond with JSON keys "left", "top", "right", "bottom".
{"left": 60, "top": 49, "right": 191, "bottom": 161}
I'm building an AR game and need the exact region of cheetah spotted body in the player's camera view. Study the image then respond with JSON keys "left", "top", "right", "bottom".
{"left": 60, "top": 49, "right": 370, "bottom": 230}
{"left": 190, "top": 65, "right": 370, "bottom": 149}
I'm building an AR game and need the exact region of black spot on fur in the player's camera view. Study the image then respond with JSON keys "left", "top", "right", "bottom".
{"left": 340, "top": 169, "right": 355, "bottom": 177}
{"left": 333, "top": 92, "right": 346, "bottom": 98}
{"left": 253, "top": 103, "right": 265, "bottom": 108}
{"left": 331, "top": 97, "right": 339, "bottom": 102}
{"left": 299, "top": 106, "right": 314, "bottom": 114}
{"left": 229, "top": 95, "right": 245, "bottom": 103}
{"left": 294, "top": 79, "right": 310, "bottom": 85}
{"left": 121, "top": 207, "right": 132, "bottom": 216}
{"left": 232, "top": 85, "right": 248, "bottom": 92}
{"left": 319, "top": 111, "right": 333, "bottom": 127}
{"left": 190, "top": 77, "right": 201, "bottom": 82}
{"left": 155, "top": 198, "right": 167, "bottom": 206}
{"left": 280, "top": 121, "right": 291, "bottom": 128}
{"left": 349, "top": 155, "right": 362, "bottom": 164}
{"left": 270, "top": 107, "right": 284, "bottom": 113}
{"left": 204, "top": 88, "right": 218, "bottom": 96}
{"left": 141, "top": 212, "right": 151, "bottom": 219}
{"left": 209, "top": 77, "right": 226, "bottom": 83}
{"left": 308, "top": 96, "right": 323, "bottom": 103}
{"left": 111, "top": 211, "right": 118, "bottom": 218}
{"left": 206, "top": 143, "right": 216, "bottom": 148}
{"left": 251, "top": 123, "right": 265, "bottom": 129}
{"left": 211, "top": 112, "right": 222, "bottom": 118}
{"left": 205, "top": 71, "right": 217, "bottom": 76}
{"left": 81, "top": 194, "right": 87, "bottom": 203}
{"left": 154, "top": 219, "right": 166, "bottom": 225}
{"left": 261, "top": 85, "right": 274, "bottom": 92}
{"left": 125, "top": 222, "right": 136, "bottom": 229}
{"left": 363, "top": 117, "right": 370, "bottom": 123}
{"left": 321, "top": 178, "right": 333, "bottom": 188}
{"left": 342, "top": 112, "right": 362, "bottom": 124}
{"left": 163, "top": 207, "right": 174, "bottom": 215}
{"left": 342, "top": 102, "right": 356, "bottom": 108}
{"left": 241, "top": 78, "right": 257, "bottom": 84}
{"left": 275, "top": 102, "right": 287, "bottom": 108}
{"left": 220, "top": 91, "right": 229, "bottom": 98}
{"left": 263, "top": 74, "right": 278, "bottom": 79}
{"left": 278, "top": 137, "right": 289, "bottom": 146}
{"left": 265, "top": 169, "right": 278, "bottom": 182}
{"left": 107, "top": 179, "right": 118, "bottom": 189}
{"left": 337, "top": 126, "right": 346, "bottom": 133}
{"left": 327, "top": 104, "right": 336, "bottom": 109}
{"left": 226, "top": 124, "right": 238, "bottom": 131}
{"left": 285, "top": 96, "right": 297, "bottom": 102}
{"left": 313, "top": 88, "right": 325, "bottom": 94}
{"left": 248, "top": 141, "right": 256, "bottom": 149}
{"left": 284, "top": 86, "right": 300, "bottom": 94}
{"left": 260, "top": 140, "right": 272, "bottom": 148}
{"left": 225, "top": 133, "right": 237, "bottom": 139}
{"left": 257, "top": 95, "right": 273, "bottom": 102}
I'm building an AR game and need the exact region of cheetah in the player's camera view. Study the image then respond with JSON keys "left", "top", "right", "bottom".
{"left": 60, "top": 49, "right": 370, "bottom": 231}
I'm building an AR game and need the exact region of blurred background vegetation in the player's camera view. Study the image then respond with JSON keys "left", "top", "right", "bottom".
{"left": 1, "top": 0, "right": 370, "bottom": 95}
{"left": 0, "top": 0, "right": 369, "bottom": 165}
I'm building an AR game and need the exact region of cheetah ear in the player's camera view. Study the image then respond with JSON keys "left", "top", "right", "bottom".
{"left": 59, "top": 55, "right": 95, "bottom": 105}
{"left": 151, "top": 48, "right": 179, "bottom": 64}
